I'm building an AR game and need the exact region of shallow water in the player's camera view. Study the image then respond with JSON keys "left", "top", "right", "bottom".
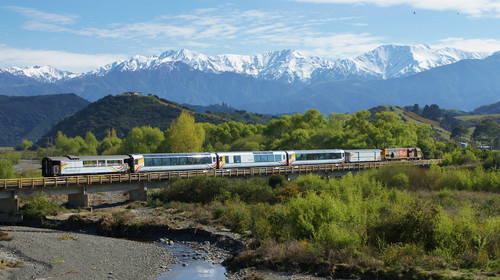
{"left": 156, "top": 241, "right": 227, "bottom": 280}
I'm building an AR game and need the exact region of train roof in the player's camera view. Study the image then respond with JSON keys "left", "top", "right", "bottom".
{"left": 216, "top": 151, "right": 285, "bottom": 155}
{"left": 287, "top": 149, "right": 344, "bottom": 153}
{"left": 44, "top": 155, "right": 129, "bottom": 161}
{"left": 137, "top": 153, "right": 216, "bottom": 157}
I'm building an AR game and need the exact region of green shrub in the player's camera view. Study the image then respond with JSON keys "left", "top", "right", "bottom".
{"left": 160, "top": 176, "right": 229, "bottom": 204}
{"left": 434, "top": 205, "right": 489, "bottom": 267}
{"left": 226, "top": 179, "right": 275, "bottom": 204}
{"left": 20, "top": 192, "right": 64, "bottom": 221}
{"left": 0, "top": 159, "right": 14, "bottom": 179}
{"left": 368, "top": 201, "right": 439, "bottom": 251}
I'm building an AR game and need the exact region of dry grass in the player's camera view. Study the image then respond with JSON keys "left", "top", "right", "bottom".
{"left": 0, "top": 231, "right": 13, "bottom": 241}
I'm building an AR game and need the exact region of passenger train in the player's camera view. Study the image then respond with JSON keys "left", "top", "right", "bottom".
{"left": 41, "top": 147, "right": 422, "bottom": 177}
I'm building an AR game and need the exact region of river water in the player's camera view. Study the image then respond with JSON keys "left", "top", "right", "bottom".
{"left": 155, "top": 241, "right": 227, "bottom": 280}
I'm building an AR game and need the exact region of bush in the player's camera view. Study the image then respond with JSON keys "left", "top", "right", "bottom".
{"left": 20, "top": 192, "right": 64, "bottom": 221}
{"left": 227, "top": 179, "right": 276, "bottom": 204}
{"left": 160, "top": 176, "right": 229, "bottom": 204}
{"left": 0, "top": 159, "right": 14, "bottom": 179}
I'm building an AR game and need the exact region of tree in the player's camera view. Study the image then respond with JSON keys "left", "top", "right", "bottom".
{"left": 421, "top": 104, "right": 442, "bottom": 121}
{"left": 121, "top": 127, "right": 149, "bottom": 153}
{"left": 0, "top": 159, "right": 15, "bottom": 179}
{"left": 159, "top": 112, "right": 205, "bottom": 153}
{"left": 16, "top": 139, "right": 33, "bottom": 151}
{"left": 450, "top": 125, "right": 469, "bottom": 142}
{"left": 472, "top": 118, "right": 500, "bottom": 148}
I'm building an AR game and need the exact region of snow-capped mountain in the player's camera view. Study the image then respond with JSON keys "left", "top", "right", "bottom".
{"left": 0, "top": 65, "right": 80, "bottom": 83}
{"left": 347, "top": 44, "right": 488, "bottom": 79}
{"left": 85, "top": 45, "right": 488, "bottom": 84}
{"left": 0, "top": 45, "right": 489, "bottom": 85}
{"left": 88, "top": 49, "right": 335, "bottom": 84}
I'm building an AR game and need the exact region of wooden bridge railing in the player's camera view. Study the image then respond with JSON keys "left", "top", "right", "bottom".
{"left": 0, "top": 159, "right": 440, "bottom": 190}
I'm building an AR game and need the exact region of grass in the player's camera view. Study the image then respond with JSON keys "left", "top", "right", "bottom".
{"left": 58, "top": 235, "right": 78, "bottom": 241}
{"left": 0, "top": 231, "right": 13, "bottom": 241}
{"left": 0, "top": 259, "right": 25, "bottom": 269}
{"left": 456, "top": 113, "right": 500, "bottom": 121}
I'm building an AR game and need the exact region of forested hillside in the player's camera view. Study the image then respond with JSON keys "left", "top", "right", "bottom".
{"left": 0, "top": 94, "right": 89, "bottom": 147}
{"left": 42, "top": 93, "right": 277, "bottom": 142}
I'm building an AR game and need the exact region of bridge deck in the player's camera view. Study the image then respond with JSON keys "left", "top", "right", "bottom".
{"left": 1, "top": 160, "right": 439, "bottom": 190}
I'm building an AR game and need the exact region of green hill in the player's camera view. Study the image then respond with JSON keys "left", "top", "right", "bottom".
{"left": 369, "top": 105, "right": 451, "bottom": 140}
{"left": 42, "top": 93, "right": 277, "bottom": 141}
{"left": 0, "top": 94, "right": 90, "bottom": 147}
{"left": 472, "top": 101, "right": 500, "bottom": 115}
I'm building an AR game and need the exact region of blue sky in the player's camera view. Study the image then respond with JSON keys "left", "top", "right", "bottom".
{"left": 1, "top": 0, "right": 500, "bottom": 73}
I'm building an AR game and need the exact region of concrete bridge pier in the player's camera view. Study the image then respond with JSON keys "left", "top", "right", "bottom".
{"left": 67, "top": 189, "right": 89, "bottom": 209}
{"left": 0, "top": 196, "right": 23, "bottom": 223}
{"left": 128, "top": 184, "right": 148, "bottom": 202}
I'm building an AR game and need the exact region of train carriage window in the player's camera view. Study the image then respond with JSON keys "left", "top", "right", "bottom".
{"left": 274, "top": 155, "right": 281, "bottom": 161}
{"left": 162, "top": 158, "right": 171, "bottom": 165}
{"left": 170, "top": 158, "right": 178, "bottom": 165}
{"left": 107, "top": 160, "right": 122, "bottom": 166}
{"left": 145, "top": 158, "right": 153, "bottom": 166}
{"left": 234, "top": 156, "right": 241, "bottom": 163}
{"left": 153, "top": 158, "right": 162, "bottom": 166}
{"left": 97, "top": 160, "right": 105, "bottom": 166}
{"left": 187, "top": 157, "right": 195, "bottom": 165}
{"left": 83, "top": 160, "right": 96, "bottom": 167}
{"left": 179, "top": 157, "right": 187, "bottom": 165}
{"left": 254, "top": 155, "right": 262, "bottom": 162}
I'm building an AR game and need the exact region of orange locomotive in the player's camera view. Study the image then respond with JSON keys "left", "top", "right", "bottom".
{"left": 381, "top": 147, "right": 422, "bottom": 161}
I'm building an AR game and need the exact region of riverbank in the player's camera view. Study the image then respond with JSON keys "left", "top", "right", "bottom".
{"left": 0, "top": 226, "right": 174, "bottom": 280}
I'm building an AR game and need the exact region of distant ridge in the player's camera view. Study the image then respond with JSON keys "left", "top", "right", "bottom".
{"left": 0, "top": 45, "right": 496, "bottom": 114}
{"left": 0, "top": 94, "right": 89, "bottom": 147}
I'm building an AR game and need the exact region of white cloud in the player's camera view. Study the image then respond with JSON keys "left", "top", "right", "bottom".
{"left": 293, "top": 0, "right": 500, "bottom": 17}
{"left": 0, "top": 44, "right": 126, "bottom": 73}
{"left": 433, "top": 38, "right": 500, "bottom": 53}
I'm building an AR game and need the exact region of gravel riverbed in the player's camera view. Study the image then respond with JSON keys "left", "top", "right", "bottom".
{"left": 0, "top": 226, "right": 175, "bottom": 280}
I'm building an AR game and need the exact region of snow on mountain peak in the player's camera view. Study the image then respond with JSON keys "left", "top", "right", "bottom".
{"left": 1, "top": 45, "right": 491, "bottom": 85}
{"left": 2, "top": 65, "right": 80, "bottom": 82}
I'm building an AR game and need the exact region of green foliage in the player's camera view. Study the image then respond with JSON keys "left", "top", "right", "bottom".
{"left": 472, "top": 118, "right": 500, "bottom": 148}
{"left": 0, "top": 159, "right": 15, "bottom": 179}
{"left": 159, "top": 176, "right": 229, "bottom": 204}
{"left": 159, "top": 112, "right": 204, "bottom": 153}
{"left": 20, "top": 192, "right": 64, "bottom": 221}
{"left": 147, "top": 167, "right": 500, "bottom": 277}
{"left": 16, "top": 139, "right": 33, "bottom": 151}
{"left": 54, "top": 131, "right": 98, "bottom": 156}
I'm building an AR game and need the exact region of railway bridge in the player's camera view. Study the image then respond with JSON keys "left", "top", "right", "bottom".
{"left": 0, "top": 159, "right": 440, "bottom": 223}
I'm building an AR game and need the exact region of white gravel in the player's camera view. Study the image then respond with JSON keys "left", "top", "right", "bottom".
{"left": 0, "top": 226, "right": 174, "bottom": 280}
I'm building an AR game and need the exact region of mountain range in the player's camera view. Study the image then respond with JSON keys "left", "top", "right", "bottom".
{"left": 0, "top": 44, "right": 498, "bottom": 114}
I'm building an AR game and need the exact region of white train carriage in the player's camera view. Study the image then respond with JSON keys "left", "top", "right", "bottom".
{"left": 41, "top": 155, "right": 131, "bottom": 177}
{"left": 217, "top": 151, "right": 288, "bottom": 169}
{"left": 130, "top": 153, "right": 217, "bottom": 172}
{"left": 345, "top": 149, "right": 382, "bottom": 162}
{"left": 287, "top": 149, "right": 345, "bottom": 165}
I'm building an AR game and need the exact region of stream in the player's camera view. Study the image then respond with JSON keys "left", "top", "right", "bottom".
{"left": 155, "top": 240, "right": 228, "bottom": 279}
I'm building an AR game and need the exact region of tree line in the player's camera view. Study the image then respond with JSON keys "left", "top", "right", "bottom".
{"left": 36, "top": 108, "right": 495, "bottom": 161}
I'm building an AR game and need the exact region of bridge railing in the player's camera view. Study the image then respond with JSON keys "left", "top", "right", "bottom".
{"left": 0, "top": 159, "right": 440, "bottom": 189}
